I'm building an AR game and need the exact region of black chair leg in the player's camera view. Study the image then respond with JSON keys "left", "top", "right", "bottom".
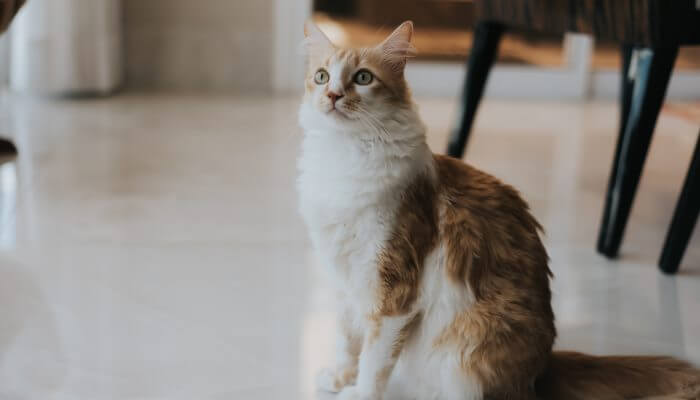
{"left": 0, "top": 138, "right": 17, "bottom": 155}
{"left": 446, "top": 21, "right": 504, "bottom": 158}
{"left": 618, "top": 45, "right": 636, "bottom": 145}
{"left": 659, "top": 134, "right": 700, "bottom": 274}
{"left": 595, "top": 45, "right": 635, "bottom": 252}
{"left": 597, "top": 46, "right": 679, "bottom": 258}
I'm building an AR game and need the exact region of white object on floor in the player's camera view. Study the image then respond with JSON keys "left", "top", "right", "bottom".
{"left": 9, "top": 0, "right": 122, "bottom": 95}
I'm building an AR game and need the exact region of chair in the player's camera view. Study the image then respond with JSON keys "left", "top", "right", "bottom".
{"left": 447, "top": 0, "right": 700, "bottom": 273}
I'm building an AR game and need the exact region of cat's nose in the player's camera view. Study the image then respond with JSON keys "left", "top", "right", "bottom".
{"left": 327, "top": 91, "right": 344, "bottom": 105}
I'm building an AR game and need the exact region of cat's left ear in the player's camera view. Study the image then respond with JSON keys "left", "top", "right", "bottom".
{"left": 378, "top": 21, "right": 416, "bottom": 73}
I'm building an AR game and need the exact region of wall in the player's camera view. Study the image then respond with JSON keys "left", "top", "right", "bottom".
{"left": 124, "top": 0, "right": 273, "bottom": 92}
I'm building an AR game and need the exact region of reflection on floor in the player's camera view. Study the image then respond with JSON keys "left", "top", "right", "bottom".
{"left": 0, "top": 94, "right": 698, "bottom": 399}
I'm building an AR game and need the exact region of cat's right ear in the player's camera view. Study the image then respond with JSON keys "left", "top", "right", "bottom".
{"left": 302, "top": 20, "right": 334, "bottom": 58}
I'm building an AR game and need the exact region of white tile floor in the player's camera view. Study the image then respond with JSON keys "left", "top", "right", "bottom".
{"left": 0, "top": 94, "right": 698, "bottom": 399}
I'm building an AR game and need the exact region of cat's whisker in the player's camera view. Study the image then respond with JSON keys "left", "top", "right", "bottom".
{"left": 353, "top": 106, "right": 391, "bottom": 142}
{"left": 348, "top": 106, "right": 379, "bottom": 135}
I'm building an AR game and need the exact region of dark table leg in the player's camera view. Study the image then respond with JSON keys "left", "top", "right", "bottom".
{"left": 597, "top": 46, "right": 679, "bottom": 258}
{"left": 659, "top": 134, "right": 700, "bottom": 274}
{"left": 446, "top": 21, "right": 504, "bottom": 158}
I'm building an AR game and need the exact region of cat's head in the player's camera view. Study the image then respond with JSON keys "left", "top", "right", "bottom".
{"left": 299, "top": 21, "right": 416, "bottom": 138}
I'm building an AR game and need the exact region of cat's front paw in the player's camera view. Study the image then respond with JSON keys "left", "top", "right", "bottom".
{"left": 316, "top": 367, "right": 357, "bottom": 393}
{"left": 337, "top": 386, "right": 376, "bottom": 400}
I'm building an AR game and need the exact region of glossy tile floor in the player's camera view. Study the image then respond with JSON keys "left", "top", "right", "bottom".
{"left": 0, "top": 93, "right": 699, "bottom": 399}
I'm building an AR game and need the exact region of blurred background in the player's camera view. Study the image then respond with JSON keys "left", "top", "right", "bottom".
{"left": 0, "top": 0, "right": 698, "bottom": 97}
{"left": 0, "top": 1, "right": 698, "bottom": 399}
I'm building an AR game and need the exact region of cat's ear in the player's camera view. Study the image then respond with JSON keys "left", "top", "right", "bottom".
{"left": 378, "top": 21, "right": 416, "bottom": 73}
{"left": 303, "top": 20, "right": 334, "bottom": 58}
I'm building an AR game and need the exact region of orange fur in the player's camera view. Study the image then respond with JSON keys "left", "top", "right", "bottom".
{"left": 537, "top": 352, "right": 700, "bottom": 400}
{"left": 376, "top": 173, "right": 438, "bottom": 317}
{"left": 434, "top": 154, "right": 555, "bottom": 399}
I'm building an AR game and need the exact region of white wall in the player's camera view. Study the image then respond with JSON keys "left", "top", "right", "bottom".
{"left": 124, "top": 0, "right": 273, "bottom": 92}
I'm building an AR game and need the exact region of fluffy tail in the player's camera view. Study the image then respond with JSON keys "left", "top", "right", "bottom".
{"left": 535, "top": 351, "right": 700, "bottom": 400}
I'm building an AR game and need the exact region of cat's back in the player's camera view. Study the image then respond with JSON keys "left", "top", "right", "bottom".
{"left": 434, "top": 154, "right": 539, "bottom": 228}
{"left": 432, "top": 154, "right": 552, "bottom": 304}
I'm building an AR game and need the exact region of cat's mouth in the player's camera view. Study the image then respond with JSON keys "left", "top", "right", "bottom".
{"left": 327, "top": 107, "right": 349, "bottom": 119}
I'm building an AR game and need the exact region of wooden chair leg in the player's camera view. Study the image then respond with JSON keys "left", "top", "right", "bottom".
{"left": 446, "top": 21, "right": 504, "bottom": 159}
{"left": 659, "top": 134, "right": 700, "bottom": 274}
{"left": 597, "top": 46, "right": 679, "bottom": 258}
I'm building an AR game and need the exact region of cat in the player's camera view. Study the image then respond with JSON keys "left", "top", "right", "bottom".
{"left": 296, "top": 20, "right": 700, "bottom": 400}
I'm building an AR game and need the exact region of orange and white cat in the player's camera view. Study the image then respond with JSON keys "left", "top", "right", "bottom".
{"left": 297, "top": 21, "right": 700, "bottom": 400}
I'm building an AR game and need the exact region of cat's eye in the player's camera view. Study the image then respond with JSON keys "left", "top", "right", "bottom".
{"left": 314, "top": 69, "right": 329, "bottom": 85}
{"left": 354, "top": 69, "right": 373, "bottom": 85}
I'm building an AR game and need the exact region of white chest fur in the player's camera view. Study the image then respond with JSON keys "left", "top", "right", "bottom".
{"left": 297, "top": 121, "right": 435, "bottom": 305}
{"left": 298, "top": 131, "right": 398, "bottom": 310}
{"left": 297, "top": 99, "right": 434, "bottom": 310}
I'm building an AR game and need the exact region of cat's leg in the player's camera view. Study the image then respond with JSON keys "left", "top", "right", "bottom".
{"left": 316, "top": 308, "right": 362, "bottom": 393}
{"left": 338, "top": 313, "right": 418, "bottom": 400}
